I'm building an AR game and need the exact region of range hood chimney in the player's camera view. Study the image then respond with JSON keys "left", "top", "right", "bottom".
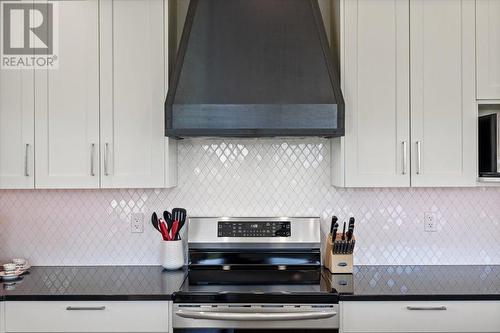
{"left": 165, "top": 0, "right": 344, "bottom": 138}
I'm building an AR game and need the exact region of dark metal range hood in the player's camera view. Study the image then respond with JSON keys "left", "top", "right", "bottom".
{"left": 165, "top": 0, "right": 345, "bottom": 138}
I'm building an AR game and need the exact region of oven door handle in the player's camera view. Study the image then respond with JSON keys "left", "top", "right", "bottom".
{"left": 175, "top": 309, "right": 337, "bottom": 321}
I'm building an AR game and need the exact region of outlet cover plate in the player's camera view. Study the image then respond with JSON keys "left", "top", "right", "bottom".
{"left": 131, "top": 213, "right": 144, "bottom": 233}
{"left": 424, "top": 212, "right": 438, "bottom": 232}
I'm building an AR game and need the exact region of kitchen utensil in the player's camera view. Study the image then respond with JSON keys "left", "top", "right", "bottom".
{"left": 172, "top": 208, "right": 186, "bottom": 223}
{"left": 332, "top": 222, "right": 339, "bottom": 254}
{"left": 348, "top": 217, "right": 355, "bottom": 234}
{"left": 341, "top": 222, "right": 346, "bottom": 240}
{"left": 171, "top": 220, "right": 180, "bottom": 240}
{"left": 172, "top": 208, "right": 187, "bottom": 240}
{"left": 151, "top": 212, "right": 160, "bottom": 232}
{"left": 164, "top": 211, "right": 173, "bottom": 232}
{"left": 329, "top": 216, "right": 338, "bottom": 235}
{"left": 347, "top": 225, "right": 354, "bottom": 241}
{"left": 159, "top": 218, "right": 171, "bottom": 241}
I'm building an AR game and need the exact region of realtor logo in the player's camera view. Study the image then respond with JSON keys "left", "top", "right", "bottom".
{"left": 1, "top": 1, "right": 59, "bottom": 69}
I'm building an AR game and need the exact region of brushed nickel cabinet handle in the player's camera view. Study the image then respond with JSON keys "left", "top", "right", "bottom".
{"left": 104, "top": 143, "right": 110, "bottom": 176}
{"left": 407, "top": 306, "right": 447, "bottom": 311}
{"left": 416, "top": 141, "right": 422, "bottom": 175}
{"left": 402, "top": 141, "right": 408, "bottom": 175}
{"left": 66, "top": 306, "right": 106, "bottom": 311}
{"left": 24, "top": 143, "right": 30, "bottom": 177}
{"left": 90, "top": 143, "right": 96, "bottom": 176}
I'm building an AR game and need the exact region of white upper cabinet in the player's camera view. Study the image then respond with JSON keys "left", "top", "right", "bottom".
{"left": 100, "top": 0, "right": 176, "bottom": 188}
{"left": 0, "top": 67, "right": 34, "bottom": 189}
{"left": 410, "top": 0, "right": 476, "bottom": 187}
{"left": 476, "top": 0, "right": 500, "bottom": 100}
{"left": 333, "top": 0, "right": 410, "bottom": 187}
{"left": 333, "top": 0, "right": 477, "bottom": 188}
{"left": 35, "top": 0, "right": 100, "bottom": 189}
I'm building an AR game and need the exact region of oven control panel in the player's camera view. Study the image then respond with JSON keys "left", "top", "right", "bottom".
{"left": 218, "top": 221, "right": 291, "bottom": 237}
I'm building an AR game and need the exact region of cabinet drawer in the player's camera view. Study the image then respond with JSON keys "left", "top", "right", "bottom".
{"left": 342, "top": 301, "right": 500, "bottom": 332}
{"left": 5, "top": 301, "right": 169, "bottom": 332}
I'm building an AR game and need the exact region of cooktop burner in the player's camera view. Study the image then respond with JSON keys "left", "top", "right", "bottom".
{"left": 175, "top": 269, "right": 337, "bottom": 303}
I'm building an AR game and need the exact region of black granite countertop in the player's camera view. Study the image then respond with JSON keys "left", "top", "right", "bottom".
{"left": 2, "top": 265, "right": 500, "bottom": 302}
{"left": 326, "top": 265, "right": 500, "bottom": 301}
{"left": 0, "top": 266, "right": 187, "bottom": 301}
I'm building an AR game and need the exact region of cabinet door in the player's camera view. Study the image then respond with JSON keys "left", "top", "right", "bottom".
{"left": 0, "top": 293, "right": 4, "bottom": 333}
{"left": 0, "top": 70, "right": 34, "bottom": 189}
{"left": 477, "top": 0, "right": 500, "bottom": 99}
{"left": 410, "top": 0, "right": 476, "bottom": 187}
{"left": 35, "top": 0, "right": 100, "bottom": 188}
{"left": 341, "top": 0, "right": 410, "bottom": 187}
{"left": 100, "top": 0, "right": 168, "bottom": 188}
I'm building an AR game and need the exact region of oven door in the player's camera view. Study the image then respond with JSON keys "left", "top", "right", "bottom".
{"left": 173, "top": 304, "right": 339, "bottom": 332}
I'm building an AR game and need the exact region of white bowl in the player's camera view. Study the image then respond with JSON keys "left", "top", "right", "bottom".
{"left": 3, "top": 263, "right": 16, "bottom": 272}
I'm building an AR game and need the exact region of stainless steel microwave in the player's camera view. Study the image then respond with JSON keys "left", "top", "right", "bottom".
{"left": 479, "top": 110, "right": 500, "bottom": 178}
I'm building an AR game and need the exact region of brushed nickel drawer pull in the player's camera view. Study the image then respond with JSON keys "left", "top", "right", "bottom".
{"left": 104, "top": 143, "right": 110, "bottom": 176}
{"left": 402, "top": 141, "right": 408, "bottom": 175}
{"left": 407, "top": 306, "right": 447, "bottom": 311}
{"left": 90, "top": 143, "right": 96, "bottom": 176}
{"left": 416, "top": 141, "right": 422, "bottom": 175}
{"left": 66, "top": 306, "right": 106, "bottom": 311}
{"left": 24, "top": 143, "right": 30, "bottom": 177}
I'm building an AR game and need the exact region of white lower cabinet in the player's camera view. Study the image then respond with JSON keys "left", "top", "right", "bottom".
{"left": 0, "top": 302, "right": 5, "bottom": 333}
{"left": 341, "top": 301, "right": 500, "bottom": 333}
{"left": 4, "top": 301, "right": 170, "bottom": 333}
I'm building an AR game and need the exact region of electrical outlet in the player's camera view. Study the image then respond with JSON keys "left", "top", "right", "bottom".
{"left": 424, "top": 212, "right": 438, "bottom": 232}
{"left": 131, "top": 213, "right": 144, "bottom": 233}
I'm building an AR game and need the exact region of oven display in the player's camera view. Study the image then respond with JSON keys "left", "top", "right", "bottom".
{"left": 218, "top": 221, "right": 291, "bottom": 237}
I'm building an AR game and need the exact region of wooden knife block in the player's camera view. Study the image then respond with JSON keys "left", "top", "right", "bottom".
{"left": 324, "top": 234, "right": 355, "bottom": 274}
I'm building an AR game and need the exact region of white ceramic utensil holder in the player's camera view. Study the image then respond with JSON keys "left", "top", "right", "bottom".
{"left": 161, "top": 240, "right": 184, "bottom": 270}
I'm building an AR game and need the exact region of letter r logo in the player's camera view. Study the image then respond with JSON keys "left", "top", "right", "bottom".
{"left": 2, "top": 3, "right": 53, "bottom": 55}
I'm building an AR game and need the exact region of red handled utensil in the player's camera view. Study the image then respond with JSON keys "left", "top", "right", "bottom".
{"left": 170, "top": 220, "right": 180, "bottom": 241}
{"left": 159, "top": 218, "right": 171, "bottom": 241}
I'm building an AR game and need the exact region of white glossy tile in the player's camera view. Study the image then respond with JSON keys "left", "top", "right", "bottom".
{"left": 0, "top": 138, "right": 499, "bottom": 265}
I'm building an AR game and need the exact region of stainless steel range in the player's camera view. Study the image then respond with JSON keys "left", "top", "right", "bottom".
{"left": 173, "top": 217, "right": 339, "bottom": 333}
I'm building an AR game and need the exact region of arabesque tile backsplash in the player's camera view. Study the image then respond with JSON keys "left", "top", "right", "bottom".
{"left": 1, "top": 138, "right": 499, "bottom": 266}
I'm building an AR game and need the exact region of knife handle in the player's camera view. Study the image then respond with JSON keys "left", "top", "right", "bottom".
{"left": 330, "top": 216, "right": 336, "bottom": 234}
{"left": 332, "top": 223, "right": 338, "bottom": 241}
